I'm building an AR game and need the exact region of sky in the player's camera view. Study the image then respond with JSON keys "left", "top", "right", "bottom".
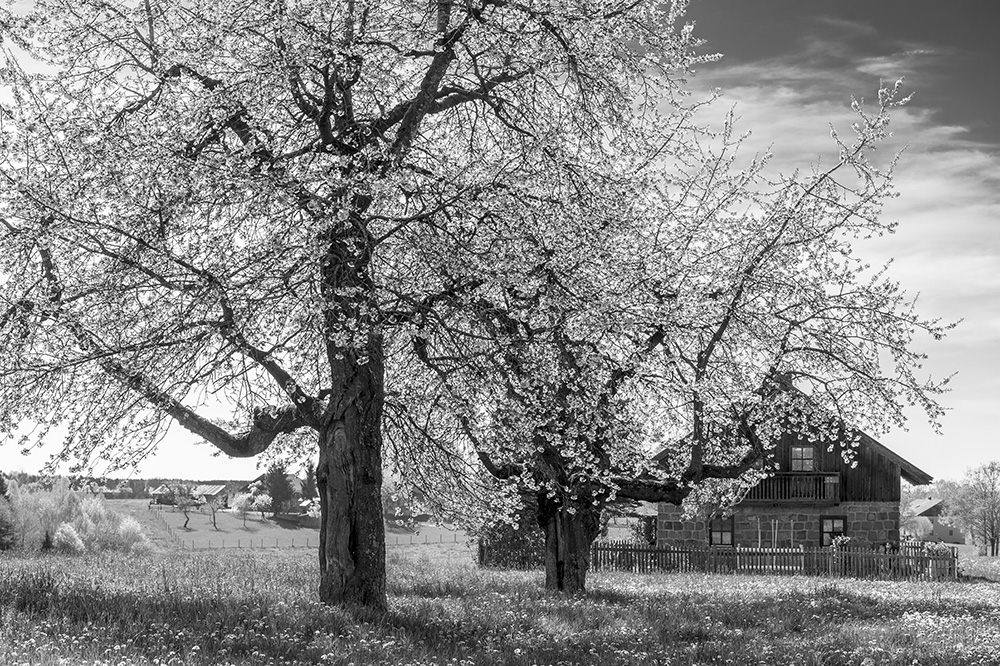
{"left": 681, "top": 0, "right": 1000, "bottom": 482}
{"left": 4, "top": 0, "right": 999, "bottom": 483}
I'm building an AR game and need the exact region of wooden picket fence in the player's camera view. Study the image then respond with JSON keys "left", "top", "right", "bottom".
{"left": 589, "top": 540, "right": 957, "bottom": 581}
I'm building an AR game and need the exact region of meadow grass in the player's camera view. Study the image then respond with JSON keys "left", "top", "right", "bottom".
{"left": 2, "top": 547, "right": 999, "bottom": 666}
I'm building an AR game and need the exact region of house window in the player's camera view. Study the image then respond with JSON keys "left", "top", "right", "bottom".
{"left": 790, "top": 445, "right": 815, "bottom": 472}
{"left": 821, "top": 516, "right": 847, "bottom": 546}
{"left": 709, "top": 516, "right": 734, "bottom": 547}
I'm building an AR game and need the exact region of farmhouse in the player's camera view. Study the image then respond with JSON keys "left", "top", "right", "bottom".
{"left": 656, "top": 427, "right": 932, "bottom": 549}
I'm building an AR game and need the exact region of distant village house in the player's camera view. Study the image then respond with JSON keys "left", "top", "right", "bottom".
{"left": 903, "top": 497, "right": 965, "bottom": 545}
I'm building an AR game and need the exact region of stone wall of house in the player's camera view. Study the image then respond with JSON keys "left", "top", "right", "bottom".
{"left": 839, "top": 502, "right": 901, "bottom": 545}
{"left": 656, "top": 505, "right": 709, "bottom": 549}
{"left": 657, "top": 502, "right": 900, "bottom": 548}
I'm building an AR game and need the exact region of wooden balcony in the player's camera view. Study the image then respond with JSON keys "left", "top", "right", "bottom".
{"left": 741, "top": 473, "right": 840, "bottom": 505}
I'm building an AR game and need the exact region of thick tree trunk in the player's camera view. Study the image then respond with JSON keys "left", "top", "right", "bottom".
{"left": 536, "top": 494, "right": 603, "bottom": 592}
{"left": 313, "top": 194, "right": 387, "bottom": 609}
{"left": 315, "top": 341, "right": 387, "bottom": 610}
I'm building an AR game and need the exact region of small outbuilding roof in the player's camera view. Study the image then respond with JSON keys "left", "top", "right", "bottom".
{"left": 150, "top": 484, "right": 172, "bottom": 495}
{"left": 191, "top": 484, "right": 228, "bottom": 498}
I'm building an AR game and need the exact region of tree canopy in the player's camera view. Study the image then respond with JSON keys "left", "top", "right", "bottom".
{"left": 264, "top": 463, "right": 294, "bottom": 514}
{"left": 0, "top": 0, "right": 952, "bottom": 602}
{"left": 943, "top": 463, "right": 1000, "bottom": 556}
{"left": 0, "top": 0, "right": 716, "bottom": 607}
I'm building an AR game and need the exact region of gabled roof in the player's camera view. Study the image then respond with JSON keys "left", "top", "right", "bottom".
{"left": 191, "top": 484, "right": 227, "bottom": 497}
{"left": 909, "top": 497, "right": 944, "bottom": 516}
{"left": 855, "top": 430, "right": 933, "bottom": 486}
{"left": 150, "top": 484, "right": 172, "bottom": 495}
{"left": 652, "top": 423, "right": 933, "bottom": 486}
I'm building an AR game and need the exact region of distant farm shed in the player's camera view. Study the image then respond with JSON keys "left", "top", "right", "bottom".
{"left": 191, "top": 484, "right": 229, "bottom": 506}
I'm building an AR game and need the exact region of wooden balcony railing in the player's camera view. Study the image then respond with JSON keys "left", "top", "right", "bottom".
{"left": 742, "top": 473, "right": 840, "bottom": 504}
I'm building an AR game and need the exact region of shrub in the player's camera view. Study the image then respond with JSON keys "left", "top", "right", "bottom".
{"left": 1, "top": 478, "right": 153, "bottom": 553}
{"left": 0, "top": 498, "right": 16, "bottom": 551}
{"left": 117, "top": 516, "right": 152, "bottom": 554}
{"left": 630, "top": 516, "right": 657, "bottom": 545}
{"left": 477, "top": 505, "right": 545, "bottom": 569}
{"left": 74, "top": 496, "right": 120, "bottom": 551}
{"left": 53, "top": 523, "right": 86, "bottom": 554}
{"left": 925, "top": 541, "right": 953, "bottom": 555}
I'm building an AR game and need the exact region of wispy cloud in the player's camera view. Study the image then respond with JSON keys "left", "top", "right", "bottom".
{"left": 813, "top": 16, "right": 879, "bottom": 38}
{"left": 855, "top": 49, "right": 944, "bottom": 79}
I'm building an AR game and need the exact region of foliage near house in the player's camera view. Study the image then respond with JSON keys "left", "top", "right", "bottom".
{"left": 264, "top": 464, "right": 295, "bottom": 516}
{"left": 942, "top": 462, "right": 1000, "bottom": 555}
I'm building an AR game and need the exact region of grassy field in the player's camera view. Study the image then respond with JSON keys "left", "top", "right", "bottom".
{"left": 109, "top": 499, "right": 470, "bottom": 552}
{"left": 3, "top": 545, "right": 1000, "bottom": 666}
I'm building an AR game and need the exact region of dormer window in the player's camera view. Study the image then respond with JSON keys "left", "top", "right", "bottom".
{"left": 790, "top": 445, "right": 815, "bottom": 472}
